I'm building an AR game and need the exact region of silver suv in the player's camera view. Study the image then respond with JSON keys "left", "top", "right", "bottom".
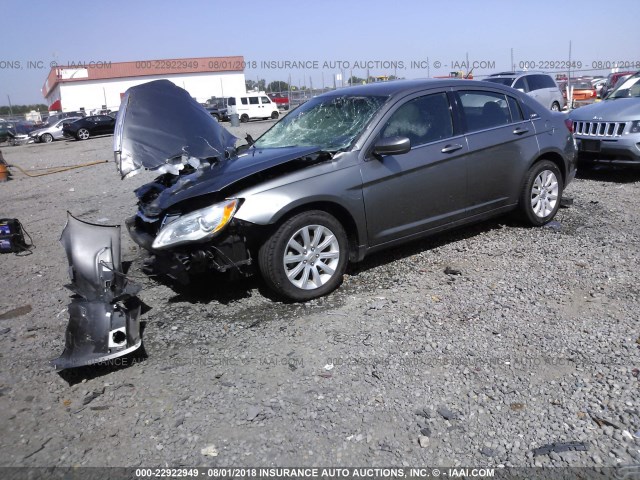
{"left": 484, "top": 72, "right": 565, "bottom": 111}
{"left": 569, "top": 71, "right": 640, "bottom": 167}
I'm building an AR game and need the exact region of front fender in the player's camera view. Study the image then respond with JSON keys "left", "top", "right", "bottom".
{"left": 234, "top": 166, "right": 367, "bottom": 244}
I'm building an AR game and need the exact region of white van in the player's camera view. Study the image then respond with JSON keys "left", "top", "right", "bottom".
{"left": 227, "top": 92, "right": 279, "bottom": 122}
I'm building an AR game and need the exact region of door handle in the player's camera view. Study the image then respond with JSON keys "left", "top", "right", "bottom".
{"left": 441, "top": 144, "right": 463, "bottom": 153}
{"left": 513, "top": 127, "right": 529, "bottom": 135}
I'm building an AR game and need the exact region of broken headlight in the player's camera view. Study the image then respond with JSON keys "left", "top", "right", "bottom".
{"left": 152, "top": 199, "right": 239, "bottom": 249}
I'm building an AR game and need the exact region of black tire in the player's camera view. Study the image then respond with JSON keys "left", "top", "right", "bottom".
{"left": 258, "top": 210, "right": 348, "bottom": 301}
{"left": 240, "top": 114, "right": 249, "bottom": 123}
{"left": 41, "top": 133, "right": 54, "bottom": 143}
{"left": 518, "top": 160, "right": 563, "bottom": 226}
{"left": 551, "top": 102, "right": 560, "bottom": 111}
{"left": 271, "top": 111, "right": 279, "bottom": 120}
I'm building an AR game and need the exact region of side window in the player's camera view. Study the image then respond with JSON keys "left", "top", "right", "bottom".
{"left": 541, "top": 75, "right": 557, "bottom": 88}
{"left": 513, "top": 77, "right": 528, "bottom": 92}
{"left": 249, "top": 97, "right": 260, "bottom": 105}
{"left": 507, "top": 96, "right": 524, "bottom": 122}
{"left": 241, "top": 97, "right": 248, "bottom": 105}
{"left": 260, "top": 96, "right": 271, "bottom": 104}
{"left": 458, "top": 90, "right": 511, "bottom": 132}
{"left": 381, "top": 92, "right": 452, "bottom": 147}
{"left": 527, "top": 75, "right": 545, "bottom": 91}
{"left": 227, "top": 97, "right": 236, "bottom": 106}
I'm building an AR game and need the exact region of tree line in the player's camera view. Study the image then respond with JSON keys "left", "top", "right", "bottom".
{"left": 0, "top": 104, "right": 48, "bottom": 116}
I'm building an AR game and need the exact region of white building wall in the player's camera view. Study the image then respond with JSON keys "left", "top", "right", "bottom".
{"left": 52, "top": 72, "right": 246, "bottom": 112}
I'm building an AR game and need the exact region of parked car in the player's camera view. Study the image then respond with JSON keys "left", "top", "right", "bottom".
{"left": 599, "top": 71, "right": 636, "bottom": 99}
{"left": 591, "top": 78, "right": 607, "bottom": 97}
{"left": 484, "top": 71, "right": 565, "bottom": 111}
{"left": 205, "top": 104, "right": 229, "bottom": 122}
{"left": 559, "top": 81, "right": 598, "bottom": 109}
{"left": 45, "top": 111, "right": 86, "bottom": 125}
{"left": 29, "top": 117, "right": 82, "bottom": 143}
{"left": 268, "top": 93, "right": 290, "bottom": 110}
{"left": 0, "top": 121, "right": 38, "bottom": 145}
{"left": 569, "top": 71, "right": 640, "bottom": 167}
{"left": 226, "top": 93, "right": 279, "bottom": 122}
{"left": 114, "top": 79, "right": 576, "bottom": 301}
{"left": 62, "top": 115, "right": 116, "bottom": 140}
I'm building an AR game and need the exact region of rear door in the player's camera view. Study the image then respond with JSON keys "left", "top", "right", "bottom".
{"left": 361, "top": 90, "right": 470, "bottom": 246}
{"left": 453, "top": 88, "right": 539, "bottom": 214}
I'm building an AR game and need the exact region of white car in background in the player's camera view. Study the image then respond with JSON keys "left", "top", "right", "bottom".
{"left": 484, "top": 71, "right": 566, "bottom": 111}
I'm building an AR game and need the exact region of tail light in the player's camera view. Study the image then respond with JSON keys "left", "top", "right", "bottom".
{"left": 564, "top": 119, "right": 574, "bottom": 133}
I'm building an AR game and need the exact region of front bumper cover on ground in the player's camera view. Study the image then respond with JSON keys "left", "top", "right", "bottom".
{"left": 51, "top": 213, "right": 142, "bottom": 370}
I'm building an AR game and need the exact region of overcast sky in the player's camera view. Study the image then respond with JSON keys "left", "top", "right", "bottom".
{"left": 2, "top": 0, "right": 639, "bottom": 104}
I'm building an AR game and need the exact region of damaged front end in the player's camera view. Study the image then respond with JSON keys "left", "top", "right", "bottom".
{"left": 51, "top": 213, "right": 142, "bottom": 370}
{"left": 114, "top": 80, "right": 331, "bottom": 284}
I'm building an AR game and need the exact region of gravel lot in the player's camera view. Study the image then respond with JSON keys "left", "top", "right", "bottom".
{"left": 0, "top": 119, "right": 639, "bottom": 470}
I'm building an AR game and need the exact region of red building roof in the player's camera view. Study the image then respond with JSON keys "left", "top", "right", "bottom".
{"left": 42, "top": 55, "right": 245, "bottom": 97}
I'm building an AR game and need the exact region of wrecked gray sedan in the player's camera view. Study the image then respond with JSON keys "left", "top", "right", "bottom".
{"left": 115, "top": 79, "right": 576, "bottom": 301}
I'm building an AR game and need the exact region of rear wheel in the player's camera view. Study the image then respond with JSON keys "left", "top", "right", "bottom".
{"left": 41, "top": 133, "right": 54, "bottom": 143}
{"left": 518, "top": 160, "right": 563, "bottom": 226}
{"left": 258, "top": 211, "right": 348, "bottom": 301}
{"left": 77, "top": 128, "right": 90, "bottom": 140}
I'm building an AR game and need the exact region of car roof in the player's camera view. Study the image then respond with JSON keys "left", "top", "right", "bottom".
{"left": 315, "top": 78, "right": 507, "bottom": 99}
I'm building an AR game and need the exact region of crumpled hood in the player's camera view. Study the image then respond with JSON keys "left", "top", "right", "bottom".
{"left": 138, "top": 145, "right": 323, "bottom": 215}
{"left": 569, "top": 98, "right": 640, "bottom": 121}
{"left": 114, "top": 79, "right": 238, "bottom": 179}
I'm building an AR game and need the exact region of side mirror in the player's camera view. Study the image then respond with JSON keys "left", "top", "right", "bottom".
{"left": 373, "top": 136, "right": 411, "bottom": 156}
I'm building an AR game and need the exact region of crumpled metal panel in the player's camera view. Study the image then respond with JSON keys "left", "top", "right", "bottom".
{"left": 114, "top": 79, "right": 238, "bottom": 179}
{"left": 59, "top": 212, "right": 122, "bottom": 301}
{"left": 52, "top": 213, "right": 142, "bottom": 370}
{"left": 51, "top": 298, "right": 141, "bottom": 370}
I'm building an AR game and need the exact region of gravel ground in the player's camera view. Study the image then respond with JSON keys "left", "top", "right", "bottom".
{"left": 0, "top": 119, "right": 639, "bottom": 469}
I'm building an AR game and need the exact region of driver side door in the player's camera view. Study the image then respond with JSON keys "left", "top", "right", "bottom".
{"left": 361, "top": 91, "right": 469, "bottom": 247}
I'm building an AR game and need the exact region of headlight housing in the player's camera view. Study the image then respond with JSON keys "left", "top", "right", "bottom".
{"left": 630, "top": 120, "right": 640, "bottom": 134}
{"left": 151, "top": 199, "right": 239, "bottom": 249}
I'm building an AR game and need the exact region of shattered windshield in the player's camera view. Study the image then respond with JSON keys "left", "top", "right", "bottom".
{"left": 606, "top": 75, "right": 640, "bottom": 99}
{"left": 254, "top": 94, "right": 388, "bottom": 151}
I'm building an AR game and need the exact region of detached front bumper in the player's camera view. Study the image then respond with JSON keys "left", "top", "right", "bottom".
{"left": 126, "top": 215, "right": 253, "bottom": 283}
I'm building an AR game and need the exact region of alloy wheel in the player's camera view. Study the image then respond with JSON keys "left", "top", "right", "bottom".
{"left": 531, "top": 170, "right": 559, "bottom": 218}
{"left": 283, "top": 224, "right": 340, "bottom": 290}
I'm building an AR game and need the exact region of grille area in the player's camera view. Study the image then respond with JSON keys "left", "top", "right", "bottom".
{"left": 573, "top": 121, "right": 626, "bottom": 137}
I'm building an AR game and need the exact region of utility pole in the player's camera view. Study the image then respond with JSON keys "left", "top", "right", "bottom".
{"left": 7, "top": 95, "right": 13, "bottom": 116}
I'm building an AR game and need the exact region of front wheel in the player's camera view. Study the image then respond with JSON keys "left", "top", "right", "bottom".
{"left": 518, "top": 160, "right": 563, "bottom": 226}
{"left": 271, "top": 111, "right": 279, "bottom": 119}
{"left": 240, "top": 114, "right": 249, "bottom": 123}
{"left": 258, "top": 211, "right": 348, "bottom": 301}
{"left": 41, "top": 133, "right": 54, "bottom": 143}
{"left": 550, "top": 102, "right": 560, "bottom": 111}
{"left": 76, "top": 128, "right": 90, "bottom": 140}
